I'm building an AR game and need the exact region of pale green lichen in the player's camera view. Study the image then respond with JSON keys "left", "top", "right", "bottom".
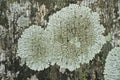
{"left": 104, "top": 47, "right": 120, "bottom": 80}
{"left": 17, "top": 25, "right": 53, "bottom": 71}
{"left": 80, "top": 0, "right": 97, "bottom": 6}
{"left": 46, "top": 4, "right": 106, "bottom": 71}
{"left": 17, "top": 15, "right": 30, "bottom": 27}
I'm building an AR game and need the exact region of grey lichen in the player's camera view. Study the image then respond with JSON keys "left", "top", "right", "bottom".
{"left": 104, "top": 47, "right": 120, "bottom": 80}
{"left": 17, "top": 15, "right": 30, "bottom": 27}
{"left": 17, "top": 25, "right": 53, "bottom": 71}
{"left": 17, "top": 4, "right": 106, "bottom": 71}
{"left": 46, "top": 4, "right": 106, "bottom": 71}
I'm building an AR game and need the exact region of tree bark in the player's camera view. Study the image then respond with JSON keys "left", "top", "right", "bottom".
{"left": 0, "top": 0, "right": 120, "bottom": 80}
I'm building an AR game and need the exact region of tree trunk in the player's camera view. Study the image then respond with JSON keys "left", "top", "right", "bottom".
{"left": 0, "top": 0, "right": 119, "bottom": 80}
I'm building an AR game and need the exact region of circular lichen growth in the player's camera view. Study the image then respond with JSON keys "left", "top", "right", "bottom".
{"left": 17, "top": 15, "right": 30, "bottom": 27}
{"left": 104, "top": 47, "right": 120, "bottom": 80}
{"left": 46, "top": 4, "right": 106, "bottom": 71}
{"left": 17, "top": 25, "right": 52, "bottom": 71}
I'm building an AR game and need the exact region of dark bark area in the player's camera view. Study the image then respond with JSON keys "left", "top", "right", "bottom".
{"left": 0, "top": 0, "right": 120, "bottom": 80}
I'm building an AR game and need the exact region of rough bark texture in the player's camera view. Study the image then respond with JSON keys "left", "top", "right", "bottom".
{"left": 0, "top": 0, "right": 120, "bottom": 80}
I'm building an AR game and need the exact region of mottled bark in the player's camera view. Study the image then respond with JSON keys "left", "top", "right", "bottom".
{"left": 0, "top": 0, "right": 120, "bottom": 80}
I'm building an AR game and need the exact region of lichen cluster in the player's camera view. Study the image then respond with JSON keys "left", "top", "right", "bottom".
{"left": 17, "top": 25, "right": 53, "bottom": 71}
{"left": 17, "top": 4, "right": 106, "bottom": 71}
{"left": 104, "top": 47, "right": 120, "bottom": 80}
{"left": 46, "top": 4, "right": 106, "bottom": 71}
{"left": 17, "top": 15, "right": 30, "bottom": 27}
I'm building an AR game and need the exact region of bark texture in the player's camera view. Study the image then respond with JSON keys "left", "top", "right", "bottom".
{"left": 0, "top": 0, "right": 120, "bottom": 80}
